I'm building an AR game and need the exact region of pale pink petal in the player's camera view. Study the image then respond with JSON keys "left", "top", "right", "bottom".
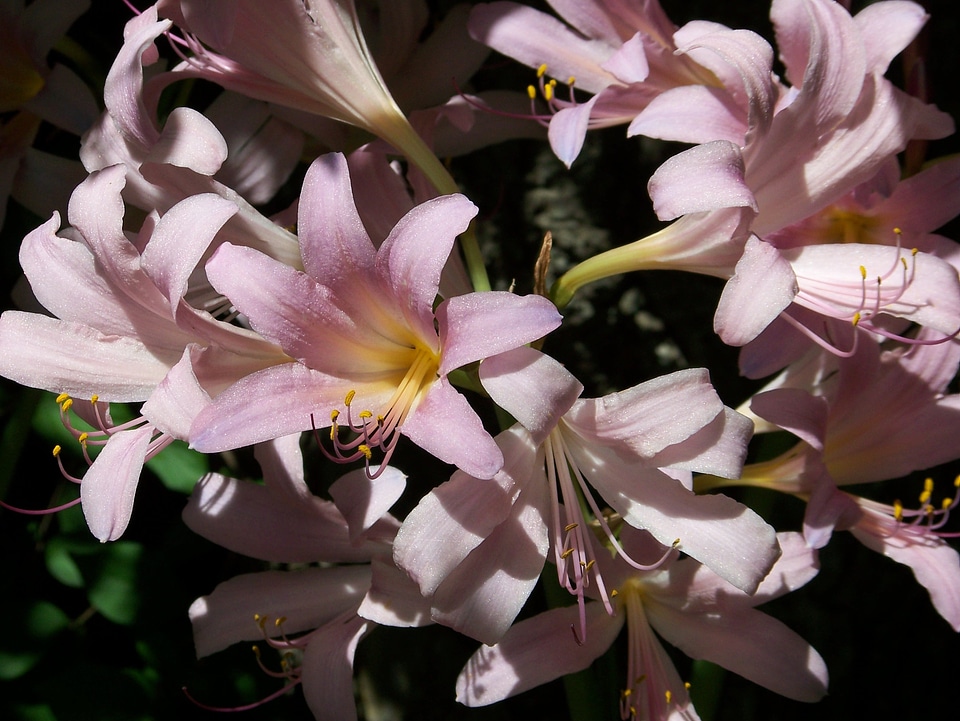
{"left": 140, "top": 345, "right": 212, "bottom": 438}
{"left": 648, "top": 140, "right": 755, "bottom": 221}
{"left": 182, "top": 472, "right": 379, "bottom": 563}
{"left": 479, "top": 346, "right": 583, "bottom": 444}
{"left": 144, "top": 106, "right": 228, "bottom": 174}
{"left": 878, "top": 155, "right": 960, "bottom": 235}
{"left": 298, "top": 152, "right": 376, "bottom": 284}
{"left": 548, "top": 96, "right": 599, "bottom": 169}
{"left": 468, "top": 3, "right": 617, "bottom": 94}
{"left": 393, "top": 426, "right": 539, "bottom": 595}
{"left": 376, "top": 192, "right": 478, "bottom": 343}
{"left": 600, "top": 32, "right": 649, "bottom": 83}
{"left": 357, "top": 557, "right": 433, "bottom": 628}
{"left": 139, "top": 193, "right": 237, "bottom": 316}
{"left": 329, "top": 466, "right": 406, "bottom": 542}
{"left": 569, "top": 440, "right": 780, "bottom": 594}
{"left": 563, "top": 368, "right": 722, "bottom": 457}
{"left": 456, "top": 602, "right": 623, "bottom": 706}
{"left": 852, "top": 511, "right": 960, "bottom": 631}
{"left": 81, "top": 424, "right": 154, "bottom": 542}
{"left": 189, "top": 566, "right": 370, "bottom": 657}
{"left": 647, "top": 599, "right": 828, "bottom": 701}
{"left": 750, "top": 388, "right": 828, "bottom": 452}
{"left": 853, "top": 0, "right": 928, "bottom": 75}
{"left": 430, "top": 471, "right": 549, "bottom": 645}
{"left": 253, "top": 433, "right": 312, "bottom": 503}
{"left": 650, "top": 407, "right": 753, "bottom": 479}
{"left": 208, "top": 96, "right": 303, "bottom": 205}
{"left": 629, "top": 85, "right": 747, "bottom": 144}
{"left": 400, "top": 376, "right": 503, "bottom": 479}
{"left": 0, "top": 311, "right": 174, "bottom": 401}
{"left": 437, "top": 291, "right": 562, "bottom": 375}
{"left": 301, "top": 614, "right": 370, "bottom": 721}
{"left": 714, "top": 236, "right": 798, "bottom": 346}
{"left": 188, "top": 362, "right": 377, "bottom": 452}
{"left": 203, "top": 243, "right": 400, "bottom": 371}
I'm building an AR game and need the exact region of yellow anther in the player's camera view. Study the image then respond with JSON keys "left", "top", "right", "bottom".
{"left": 254, "top": 613, "right": 263, "bottom": 622}
{"left": 527, "top": 84, "right": 536, "bottom": 100}
{"left": 252, "top": 644, "right": 261, "bottom": 658}
{"left": 537, "top": 63, "right": 548, "bottom": 78}
{"left": 672, "top": 538, "right": 681, "bottom": 548}
{"left": 582, "top": 559, "right": 596, "bottom": 572}
{"left": 610, "top": 588, "right": 619, "bottom": 597}
{"left": 52, "top": 445, "right": 61, "bottom": 457}
{"left": 77, "top": 432, "right": 89, "bottom": 445}
{"left": 90, "top": 394, "right": 99, "bottom": 404}
{"left": 344, "top": 390, "right": 356, "bottom": 406}
{"left": 564, "top": 522, "right": 579, "bottom": 532}
{"left": 544, "top": 83, "right": 554, "bottom": 102}
{"left": 256, "top": 614, "right": 268, "bottom": 629}
{"left": 622, "top": 689, "right": 632, "bottom": 698}
{"left": 901, "top": 257, "right": 908, "bottom": 270}
{"left": 358, "top": 444, "right": 372, "bottom": 460}
{"left": 567, "top": 76, "right": 576, "bottom": 86}
{"left": 560, "top": 548, "right": 574, "bottom": 560}
{"left": 893, "top": 500, "right": 903, "bottom": 522}
{"left": 911, "top": 247, "right": 919, "bottom": 256}
{"left": 852, "top": 311, "right": 862, "bottom": 326}
{"left": 859, "top": 265, "right": 867, "bottom": 280}
{"left": 943, "top": 497, "right": 953, "bottom": 510}
{"left": 330, "top": 409, "right": 340, "bottom": 422}
{"left": 275, "top": 616, "right": 287, "bottom": 627}
{"left": 61, "top": 398, "right": 73, "bottom": 412}
{"left": 684, "top": 682, "right": 691, "bottom": 690}
{"left": 358, "top": 410, "right": 373, "bottom": 420}
{"left": 893, "top": 227, "right": 902, "bottom": 235}
{"left": 377, "top": 415, "right": 385, "bottom": 426}
{"left": 56, "top": 393, "right": 70, "bottom": 404}
{"left": 953, "top": 474, "right": 960, "bottom": 488}
{"left": 925, "top": 477, "right": 935, "bottom": 492}
{"left": 665, "top": 690, "right": 673, "bottom": 704}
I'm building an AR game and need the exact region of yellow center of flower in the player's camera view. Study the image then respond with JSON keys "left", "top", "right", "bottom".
{"left": 324, "top": 346, "right": 440, "bottom": 475}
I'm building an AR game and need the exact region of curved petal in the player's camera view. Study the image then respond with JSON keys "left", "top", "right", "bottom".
{"left": 376, "top": 192, "right": 478, "bottom": 344}
{"left": 456, "top": 602, "right": 623, "bottom": 706}
{"left": 401, "top": 376, "right": 502, "bottom": 479}
{"left": 80, "top": 424, "right": 154, "bottom": 542}
{"left": 182, "top": 472, "right": 379, "bottom": 563}
{"left": 393, "top": 425, "right": 539, "bottom": 595}
{"left": 302, "top": 614, "right": 370, "bottom": 721}
{"left": 647, "top": 600, "right": 828, "bottom": 702}
{"left": 329, "top": 465, "right": 406, "bottom": 542}
{"left": 437, "top": 292, "right": 562, "bottom": 375}
{"left": 714, "top": 236, "right": 797, "bottom": 346}
{"left": 479, "top": 346, "right": 583, "bottom": 444}
{"left": 189, "top": 565, "right": 370, "bottom": 657}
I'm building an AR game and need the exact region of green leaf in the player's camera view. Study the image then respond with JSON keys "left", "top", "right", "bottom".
{"left": 44, "top": 535, "right": 88, "bottom": 588}
{"left": 146, "top": 440, "right": 208, "bottom": 494}
{"left": 85, "top": 541, "right": 144, "bottom": 625}
{"left": 0, "top": 601, "right": 69, "bottom": 680}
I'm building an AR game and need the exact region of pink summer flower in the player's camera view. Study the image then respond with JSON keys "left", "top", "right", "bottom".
{"left": 394, "top": 346, "right": 777, "bottom": 645}
{"left": 189, "top": 152, "right": 562, "bottom": 479}
{"left": 0, "top": 165, "right": 287, "bottom": 541}
{"left": 456, "top": 530, "right": 827, "bottom": 719}
{"left": 185, "top": 435, "right": 431, "bottom": 721}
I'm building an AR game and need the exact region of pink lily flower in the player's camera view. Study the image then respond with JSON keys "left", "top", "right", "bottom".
{"left": 468, "top": 0, "right": 736, "bottom": 166}
{"left": 456, "top": 530, "right": 827, "bottom": 719}
{"left": 394, "top": 346, "right": 777, "bottom": 645}
{"left": 189, "top": 152, "right": 562, "bottom": 479}
{"left": 80, "top": 7, "right": 303, "bottom": 270}
{"left": 185, "top": 435, "right": 431, "bottom": 721}
{"left": 151, "top": 0, "right": 462, "bottom": 195}
{"left": 698, "top": 329, "right": 960, "bottom": 627}
{"left": 0, "top": 165, "right": 287, "bottom": 541}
